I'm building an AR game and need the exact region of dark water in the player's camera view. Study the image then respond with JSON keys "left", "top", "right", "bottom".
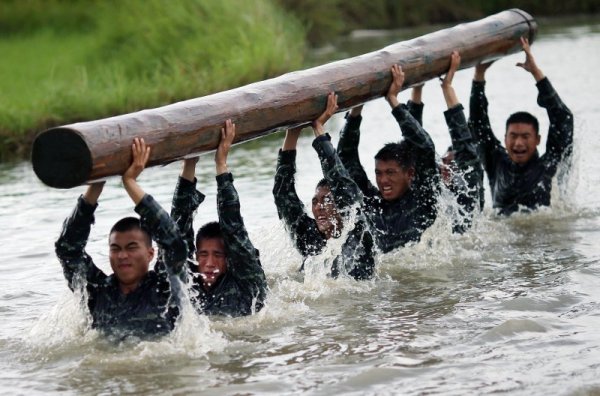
{"left": 1, "top": 22, "right": 599, "bottom": 395}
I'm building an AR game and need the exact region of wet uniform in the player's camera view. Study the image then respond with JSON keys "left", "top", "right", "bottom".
{"left": 273, "top": 134, "right": 374, "bottom": 280}
{"left": 55, "top": 194, "right": 188, "bottom": 338}
{"left": 171, "top": 173, "right": 267, "bottom": 316}
{"left": 469, "top": 77, "right": 574, "bottom": 215}
{"left": 337, "top": 103, "right": 440, "bottom": 253}
{"left": 443, "top": 104, "right": 485, "bottom": 233}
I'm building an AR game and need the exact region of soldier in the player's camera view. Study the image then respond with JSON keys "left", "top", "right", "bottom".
{"left": 469, "top": 37, "right": 574, "bottom": 215}
{"left": 55, "top": 138, "right": 188, "bottom": 338}
{"left": 273, "top": 92, "right": 374, "bottom": 280}
{"left": 337, "top": 64, "right": 440, "bottom": 253}
{"left": 439, "top": 51, "right": 484, "bottom": 233}
{"left": 170, "top": 120, "right": 267, "bottom": 316}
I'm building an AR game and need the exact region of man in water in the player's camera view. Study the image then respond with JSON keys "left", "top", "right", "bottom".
{"left": 469, "top": 37, "right": 574, "bottom": 215}
{"left": 273, "top": 92, "right": 374, "bottom": 280}
{"left": 55, "top": 138, "right": 188, "bottom": 338}
{"left": 439, "top": 51, "right": 484, "bottom": 233}
{"left": 337, "top": 64, "right": 440, "bottom": 253}
{"left": 170, "top": 120, "right": 267, "bottom": 316}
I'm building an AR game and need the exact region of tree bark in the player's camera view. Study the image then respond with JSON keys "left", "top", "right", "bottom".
{"left": 32, "top": 8, "right": 536, "bottom": 188}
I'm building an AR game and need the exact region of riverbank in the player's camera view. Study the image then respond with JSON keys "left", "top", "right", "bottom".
{"left": 0, "top": 0, "right": 305, "bottom": 160}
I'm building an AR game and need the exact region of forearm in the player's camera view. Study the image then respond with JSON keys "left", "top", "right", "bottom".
{"left": 136, "top": 195, "right": 188, "bottom": 273}
{"left": 442, "top": 86, "right": 459, "bottom": 109}
{"left": 392, "top": 104, "right": 435, "bottom": 152}
{"left": 123, "top": 178, "right": 145, "bottom": 205}
{"left": 171, "top": 176, "right": 205, "bottom": 257}
{"left": 273, "top": 150, "right": 307, "bottom": 226}
{"left": 313, "top": 134, "right": 361, "bottom": 208}
{"left": 445, "top": 104, "right": 478, "bottom": 164}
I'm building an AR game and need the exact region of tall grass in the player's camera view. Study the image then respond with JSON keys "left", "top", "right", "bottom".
{"left": 0, "top": 0, "right": 305, "bottom": 160}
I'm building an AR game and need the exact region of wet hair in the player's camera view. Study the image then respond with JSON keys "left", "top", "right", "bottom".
{"left": 506, "top": 111, "right": 539, "bottom": 135}
{"left": 316, "top": 178, "right": 330, "bottom": 189}
{"left": 196, "top": 221, "right": 224, "bottom": 247}
{"left": 110, "top": 217, "right": 151, "bottom": 246}
{"left": 374, "top": 141, "right": 415, "bottom": 170}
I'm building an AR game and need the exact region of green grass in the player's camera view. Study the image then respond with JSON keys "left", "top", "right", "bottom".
{"left": 0, "top": 0, "right": 306, "bottom": 160}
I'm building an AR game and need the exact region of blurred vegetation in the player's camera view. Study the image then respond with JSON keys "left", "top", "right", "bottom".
{"left": 0, "top": 0, "right": 305, "bottom": 160}
{"left": 277, "top": 0, "right": 600, "bottom": 45}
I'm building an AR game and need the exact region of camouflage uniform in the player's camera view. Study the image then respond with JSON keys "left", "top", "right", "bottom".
{"left": 443, "top": 104, "right": 485, "bottom": 233}
{"left": 55, "top": 194, "right": 188, "bottom": 338}
{"left": 337, "top": 103, "right": 440, "bottom": 253}
{"left": 273, "top": 134, "right": 375, "bottom": 280}
{"left": 171, "top": 173, "right": 267, "bottom": 316}
{"left": 469, "top": 77, "right": 574, "bottom": 215}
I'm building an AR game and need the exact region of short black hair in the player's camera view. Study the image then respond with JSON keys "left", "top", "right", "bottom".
{"left": 316, "top": 178, "right": 330, "bottom": 189}
{"left": 374, "top": 141, "right": 415, "bottom": 169}
{"left": 109, "top": 217, "right": 151, "bottom": 246}
{"left": 196, "top": 221, "right": 223, "bottom": 247}
{"left": 506, "top": 111, "right": 539, "bottom": 135}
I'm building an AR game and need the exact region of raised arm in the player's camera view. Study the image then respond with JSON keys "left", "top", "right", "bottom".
{"left": 441, "top": 52, "right": 484, "bottom": 230}
{"left": 123, "top": 138, "right": 188, "bottom": 277}
{"left": 273, "top": 127, "right": 325, "bottom": 256}
{"left": 311, "top": 92, "right": 362, "bottom": 210}
{"left": 171, "top": 157, "right": 205, "bottom": 261}
{"left": 56, "top": 182, "right": 108, "bottom": 290}
{"left": 336, "top": 105, "right": 379, "bottom": 199}
{"left": 216, "top": 120, "right": 266, "bottom": 287}
{"left": 469, "top": 60, "right": 503, "bottom": 176}
{"left": 407, "top": 84, "right": 424, "bottom": 126}
{"left": 517, "top": 37, "right": 573, "bottom": 166}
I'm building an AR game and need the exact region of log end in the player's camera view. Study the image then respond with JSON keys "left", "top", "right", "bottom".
{"left": 31, "top": 128, "right": 92, "bottom": 189}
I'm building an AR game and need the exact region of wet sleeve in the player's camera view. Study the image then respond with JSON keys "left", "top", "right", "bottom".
{"left": 407, "top": 100, "right": 424, "bottom": 126}
{"left": 55, "top": 196, "right": 107, "bottom": 291}
{"left": 392, "top": 103, "right": 440, "bottom": 219}
{"left": 468, "top": 80, "right": 503, "bottom": 177}
{"left": 136, "top": 194, "right": 188, "bottom": 280}
{"left": 170, "top": 176, "right": 205, "bottom": 260}
{"left": 217, "top": 173, "right": 266, "bottom": 289}
{"left": 537, "top": 77, "right": 574, "bottom": 167}
{"left": 444, "top": 104, "right": 483, "bottom": 232}
{"left": 336, "top": 113, "right": 379, "bottom": 199}
{"left": 312, "top": 134, "right": 362, "bottom": 210}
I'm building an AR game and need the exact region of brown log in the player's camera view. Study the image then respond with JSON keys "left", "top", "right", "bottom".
{"left": 32, "top": 9, "right": 537, "bottom": 188}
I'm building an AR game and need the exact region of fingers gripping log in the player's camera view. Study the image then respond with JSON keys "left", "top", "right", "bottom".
{"left": 32, "top": 9, "right": 536, "bottom": 188}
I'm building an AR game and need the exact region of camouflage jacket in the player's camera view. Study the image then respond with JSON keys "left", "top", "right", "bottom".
{"left": 171, "top": 173, "right": 267, "bottom": 316}
{"left": 55, "top": 194, "right": 188, "bottom": 338}
{"left": 444, "top": 104, "right": 485, "bottom": 233}
{"left": 337, "top": 103, "right": 440, "bottom": 253}
{"left": 273, "top": 134, "right": 375, "bottom": 280}
{"left": 469, "top": 77, "right": 574, "bottom": 215}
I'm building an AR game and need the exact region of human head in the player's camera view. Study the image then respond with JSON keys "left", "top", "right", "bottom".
{"left": 505, "top": 111, "right": 540, "bottom": 165}
{"left": 374, "top": 142, "right": 415, "bottom": 201}
{"left": 312, "top": 179, "right": 343, "bottom": 239}
{"left": 441, "top": 146, "right": 455, "bottom": 186}
{"left": 195, "top": 222, "right": 227, "bottom": 290}
{"left": 108, "top": 217, "right": 154, "bottom": 292}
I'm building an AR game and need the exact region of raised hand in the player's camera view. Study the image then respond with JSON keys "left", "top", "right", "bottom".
{"left": 282, "top": 125, "right": 305, "bottom": 151}
{"left": 386, "top": 64, "right": 405, "bottom": 109}
{"left": 215, "top": 119, "right": 235, "bottom": 175}
{"left": 312, "top": 92, "right": 339, "bottom": 136}
{"left": 123, "top": 138, "right": 151, "bottom": 182}
{"left": 123, "top": 137, "right": 151, "bottom": 204}
{"left": 441, "top": 51, "right": 460, "bottom": 88}
{"left": 474, "top": 61, "right": 494, "bottom": 82}
{"left": 516, "top": 36, "right": 544, "bottom": 81}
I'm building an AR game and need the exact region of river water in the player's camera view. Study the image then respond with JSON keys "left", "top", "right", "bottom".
{"left": 1, "top": 22, "right": 599, "bottom": 395}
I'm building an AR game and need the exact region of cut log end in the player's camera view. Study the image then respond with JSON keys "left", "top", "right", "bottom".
{"left": 31, "top": 128, "right": 92, "bottom": 189}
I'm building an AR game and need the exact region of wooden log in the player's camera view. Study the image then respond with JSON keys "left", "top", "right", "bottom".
{"left": 32, "top": 9, "right": 537, "bottom": 188}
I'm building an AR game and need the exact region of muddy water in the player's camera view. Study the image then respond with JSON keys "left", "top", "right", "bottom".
{"left": 1, "top": 22, "right": 599, "bottom": 395}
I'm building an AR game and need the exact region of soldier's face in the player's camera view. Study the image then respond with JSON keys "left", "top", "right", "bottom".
{"left": 109, "top": 230, "right": 154, "bottom": 291}
{"left": 196, "top": 238, "right": 227, "bottom": 290}
{"left": 312, "top": 185, "right": 342, "bottom": 239}
{"left": 505, "top": 122, "right": 540, "bottom": 164}
{"left": 375, "top": 160, "right": 414, "bottom": 201}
